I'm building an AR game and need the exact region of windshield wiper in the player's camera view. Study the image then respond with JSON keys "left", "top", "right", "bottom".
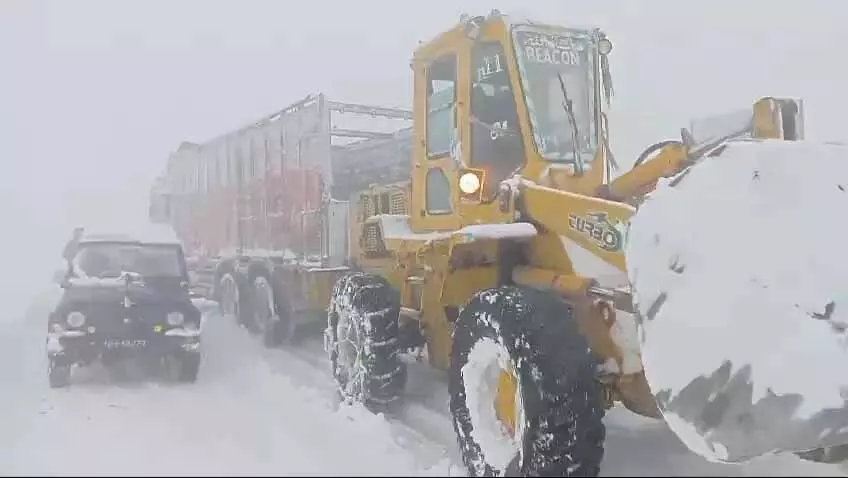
{"left": 557, "top": 72, "right": 585, "bottom": 175}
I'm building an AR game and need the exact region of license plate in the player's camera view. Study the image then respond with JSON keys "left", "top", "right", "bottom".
{"left": 104, "top": 339, "right": 148, "bottom": 349}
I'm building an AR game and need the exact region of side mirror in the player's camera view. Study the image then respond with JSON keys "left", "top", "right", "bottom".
{"left": 52, "top": 268, "right": 68, "bottom": 286}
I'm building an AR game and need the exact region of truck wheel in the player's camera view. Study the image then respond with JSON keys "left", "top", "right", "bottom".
{"left": 251, "top": 274, "right": 295, "bottom": 348}
{"left": 48, "top": 359, "right": 71, "bottom": 388}
{"left": 449, "top": 286, "right": 606, "bottom": 477}
{"left": 176, "top": 353, "right": 201, "bottom": 383}
{"left": 218, "top": 272, "right": 241, "bottom": 320}
{"left": 326, "top": 272, "right": 405, "bottom": 410}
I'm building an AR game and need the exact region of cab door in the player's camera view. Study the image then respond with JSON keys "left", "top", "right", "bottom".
{"left": 409, "top": 35, "right": 469, "bottom": 232}
{"left": 464, "top": 27, "right": 526, "bottom": 202}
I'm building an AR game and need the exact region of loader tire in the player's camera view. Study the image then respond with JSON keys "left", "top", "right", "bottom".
{"left": 449, "top": 286, "right": 606, "bottom": 477}
{"left": 326, "top": 272, "right": 406, "bottom": 411}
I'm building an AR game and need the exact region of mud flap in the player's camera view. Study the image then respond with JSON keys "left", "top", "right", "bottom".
{"left": 626, "top": 140, "right": 848, "bottom": 463}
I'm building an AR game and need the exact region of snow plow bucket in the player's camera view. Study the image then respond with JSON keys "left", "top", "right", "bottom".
{"left": 626, "top": 139, "right": 848, "bottom": 463}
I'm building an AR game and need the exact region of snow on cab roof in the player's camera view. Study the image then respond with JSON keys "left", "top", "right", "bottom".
{"left": 79, "top": 222, "right": 183, "bottom": 246}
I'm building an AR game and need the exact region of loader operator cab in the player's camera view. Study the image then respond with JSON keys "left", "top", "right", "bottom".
{"left": 413, "top": 13, "right": 612, "bottom": 223}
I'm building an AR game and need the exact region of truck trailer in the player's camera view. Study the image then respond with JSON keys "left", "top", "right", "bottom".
{"left": 149, "top": 94, "right": 414, "bottom": 344}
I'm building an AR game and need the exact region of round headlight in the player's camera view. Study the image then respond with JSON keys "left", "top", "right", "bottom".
{"left": 459, "top": 172, "right": 481, "bottom": 194}
{"left": 67, "top": 311, "right": 86, "bottom": 328}
{"left": 166, "top": 311, "right": 185, "bottom": 327}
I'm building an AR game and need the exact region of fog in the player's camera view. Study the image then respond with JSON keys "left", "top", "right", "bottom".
{"left": 1, "top": 0, "right": 845, "bottom": 315}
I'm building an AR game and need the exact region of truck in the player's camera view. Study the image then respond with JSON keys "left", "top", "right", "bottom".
{"left": 148, "top": 94, "right": 414, "bottom": 343}
{"left": 150, "top": 11, "right": 848, "bottom": 477}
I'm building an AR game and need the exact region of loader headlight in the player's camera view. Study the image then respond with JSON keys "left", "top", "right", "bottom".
{"left": 166, "top": 311, "right": 185, "bottom": 327}
{"left": 67, "top": 311, "right": 86, "bottom": 328}
{"left": 459, "top": 172, "right": 482, "bottom": 195}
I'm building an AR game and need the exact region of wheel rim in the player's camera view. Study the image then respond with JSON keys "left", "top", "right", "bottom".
{"left": 495, "top": 370, "right": 518, "bottom": 436}
{"left": 335, "top": 307, "right": 363, "bottom": 399}
{"left": 253, "top": 276, "right": 275, "bottom": 333}
{"left": 219, "top": 274, "right": 239, "bottom": 317}
{"left": 461, "top": 337, "right": 523, "bottom": 474}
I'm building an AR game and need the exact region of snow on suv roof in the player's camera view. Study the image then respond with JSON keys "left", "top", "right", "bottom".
{"left": 79, "top": 223, "right": 183, "bottom": 246}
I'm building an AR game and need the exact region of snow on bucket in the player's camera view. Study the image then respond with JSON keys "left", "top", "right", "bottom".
{"left": 626, "top": 139, "right": 848, "bottom": 463}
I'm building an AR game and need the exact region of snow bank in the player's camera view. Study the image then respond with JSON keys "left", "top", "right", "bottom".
{"left": 626, "top": 139, "right": 848, "bottom": 463}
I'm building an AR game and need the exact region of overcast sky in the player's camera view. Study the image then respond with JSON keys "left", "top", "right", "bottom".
{"left": 1, "top": 0, "right": 845, "bottom": 311}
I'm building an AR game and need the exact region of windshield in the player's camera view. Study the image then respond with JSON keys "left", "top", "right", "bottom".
{"left": 72, "top": 242, "right": 186, "bottom": 279}
{"left": 512, "top": 27, "right": 598, "bottom": 162}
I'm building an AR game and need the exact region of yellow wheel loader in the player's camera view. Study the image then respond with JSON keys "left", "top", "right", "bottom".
{"left": 325, "top": 11, "right": 848, "bottom": 477}
{"left": 151, "top": 10, "right": 848, "bottom": 477}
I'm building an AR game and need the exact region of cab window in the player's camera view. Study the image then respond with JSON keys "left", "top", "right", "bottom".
{"left": 425, "top": 168, "right": 452, "bottom": 214}
{"left": 426, "top": 55, "right": 457, "bottom": 158}
{"left": 470, "top": 41, "right": 525, "bottom": 190}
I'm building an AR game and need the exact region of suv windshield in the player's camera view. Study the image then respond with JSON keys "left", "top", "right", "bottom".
{"left": 512, "top": 26, "right": 598, "bottom": 162}
{"left": 72, "top": 242, "right": 185, "bottom": 279}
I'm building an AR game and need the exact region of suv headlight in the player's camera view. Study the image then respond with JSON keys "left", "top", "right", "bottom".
{"left": 166, "top": 311, "right": 185, "bottom": 327}
{"left": 67, "top": 311, "right": 86, "bottom": 328}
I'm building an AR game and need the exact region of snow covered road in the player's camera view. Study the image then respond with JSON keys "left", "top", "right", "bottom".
{"left": 0, "top": 287, "right": 844, "bottom": 476}
{"left": 0, "top": 290, "right": 454, "bottom": 476}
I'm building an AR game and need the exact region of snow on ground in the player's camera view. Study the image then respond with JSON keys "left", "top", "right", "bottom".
{"left": 0, "top": 286, "right": 454, "bottom": 476}
{"left": 0, "top": 281, "right": 845, "bottom": 476}
{"left": 627, "top": 139, "right": 848, "bottom": 464}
